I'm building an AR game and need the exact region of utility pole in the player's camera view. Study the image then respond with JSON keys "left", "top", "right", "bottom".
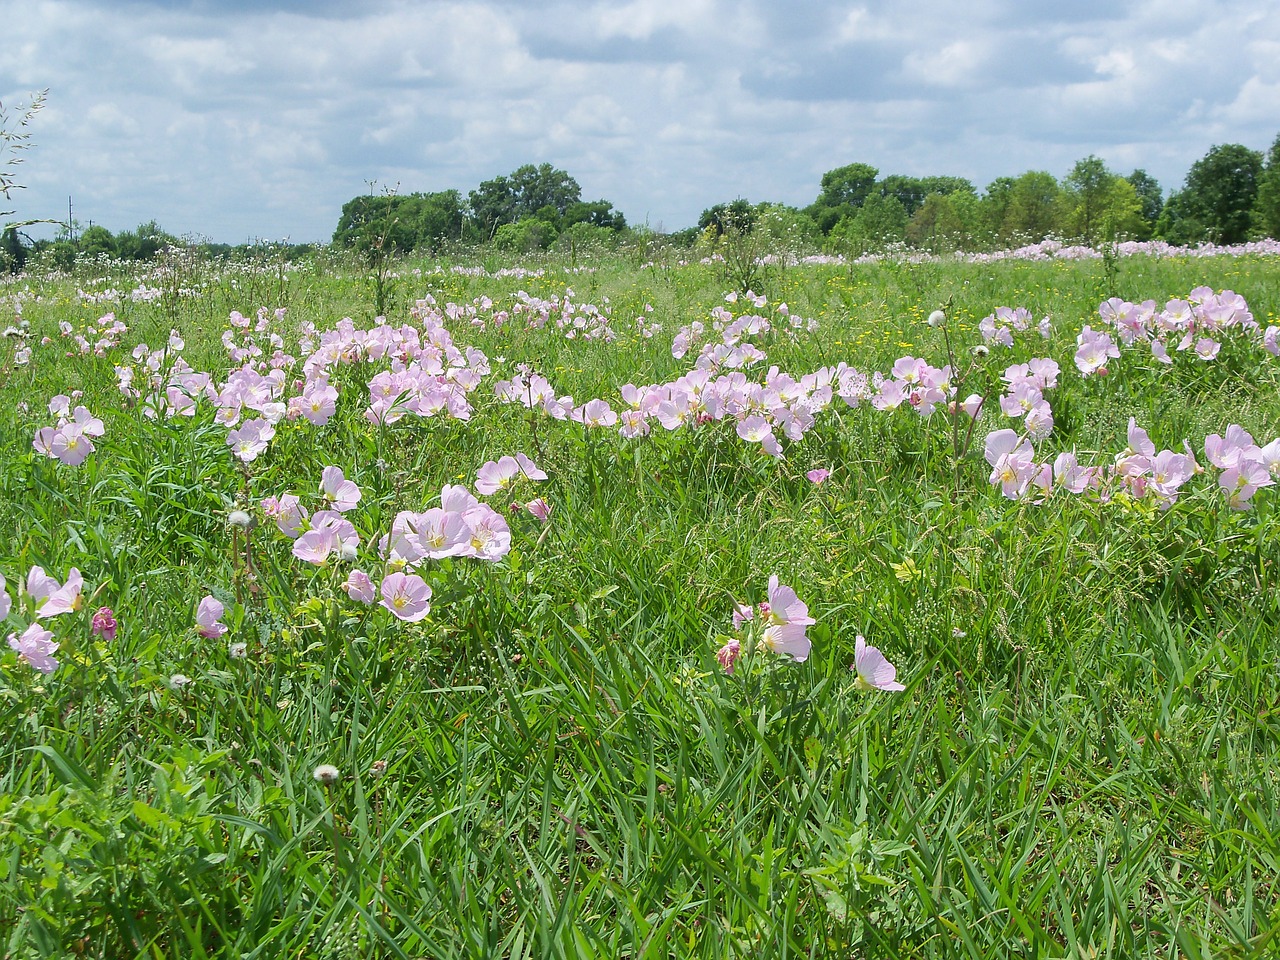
{"left": 67, "top": 195, "right": 74, "bottom": 241}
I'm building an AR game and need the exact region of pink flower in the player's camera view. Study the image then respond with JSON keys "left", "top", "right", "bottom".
{"left": 984, "top": 429, "right": 1037, "bottom": 499}
{"left": 852, "top": 635, "right": 905, "bottom": 692}
{"left": 806, "top": 468, "right": 831, "bottom": 485}
{"left": 716, "top": 638, "right": 742, "bottom": 674}
{"left": 760, "top": 575, "right": 814, "bottom": 662}
{"left": 36, "top": 568, "right": 84, "bottom": 619}
{"left": 475, "top": 456, "right": 522, "bottom": 495}
{"left": 319, "top": 466, "right": 361, "bottom": 513}
{"left": 731, "top": 602, "right": 754, "bottom": 631}
{"left": 0, "top": 574, "right": 9, "bottom": 621}
{"left": 525, "top": 498, "right": 552, "bottom": 522}
{"left": 342, "top": 570, "right": 376, "bottom": 604}
{"left": 50, "top": 423, "right": 95, "bottom": 466}
{"left": 196, "top": 596, "right": 228, "bottom": 639}
{"left": 91, "top": 607, "right": 118, "bottom": 641}
{"left": 227, "top": 418, "right": 275, "bottom": 462}
{"left": 9, "top": 623, "right": 59, "bottom": 674}
{"left": 380, "top": 572, "right": 432, "bottom": 622}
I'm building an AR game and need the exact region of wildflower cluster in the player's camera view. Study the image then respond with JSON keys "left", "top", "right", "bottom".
{"left": 32, "top": 395, "right": 104, "bottom": 466}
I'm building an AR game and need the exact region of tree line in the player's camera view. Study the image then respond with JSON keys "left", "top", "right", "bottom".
{"left": 4, "top": 133, "right": 1280, "bottom": 273}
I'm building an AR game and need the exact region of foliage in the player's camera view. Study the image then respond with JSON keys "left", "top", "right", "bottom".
{"left": 1160, "top": 143, "right": 1263, "bottom": 245}
{"left": 1, "top": 248, "right": 1280, "bottom": 958}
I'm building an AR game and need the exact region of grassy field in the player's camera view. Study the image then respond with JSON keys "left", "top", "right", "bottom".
{"left": 1, "top": 244, "right": 1279, "bottom": 958}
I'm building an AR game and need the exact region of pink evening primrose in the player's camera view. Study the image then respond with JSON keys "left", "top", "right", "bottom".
{"left": 91, "top": 607, "right": 118, "bottom": 641}
{"left": 319, "top": 466, "right": 362, "bottom": 512}
{"left": 9, "top": 623, "right": 59, "bottom": 674}
{"left": 806, "top": 468, "right": 831, "bottom": 484}
{"left": 195, "top": 596, "right": 228, "bottom": 639}
{"left": 380, "top": 572, "right": 432, "bottom": 622}
{"left": 759, "top": 575, "right": 814, "bottom": 662}
{"left": 852, "top": 635, "right": 906, "bottom": 692}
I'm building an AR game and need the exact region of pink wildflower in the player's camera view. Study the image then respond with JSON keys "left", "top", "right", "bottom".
{"left": 319, "top": 466, "right": 362, "bottom": 512}
{"left": 91, "top": 607, "right": 118, "bottom": 641}
{"left": 196, "top": 596, "right": 228, "bottom": 639}
{"left": 759, "top": 575, "right": 814, "bottom": 662}
{"left": 342, "top": 570, "right": 376, "bottom": 604}
{"left": 852, "top": 635, "right": 905, "bottom": 692}
{"left": 806, "top": 468, "right": 831, "bottom": 484}
{"left": 380, "top": 572, "right": 432, "bottom": 622}
{"left": 9, "top": 623, "right": 59, "bottom": 674}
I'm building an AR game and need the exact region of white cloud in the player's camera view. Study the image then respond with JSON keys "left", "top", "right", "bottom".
{"left": 3, "top": 0, "right": 1277, "bottom": 243}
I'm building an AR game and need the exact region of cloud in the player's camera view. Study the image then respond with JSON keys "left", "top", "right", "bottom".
{"left": 2, "top": 0, "right": 1277, "bottom": 243}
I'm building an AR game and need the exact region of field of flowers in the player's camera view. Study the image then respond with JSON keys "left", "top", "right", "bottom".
{"left": 2, "top": 244, "right": 1279, "bottom": 958}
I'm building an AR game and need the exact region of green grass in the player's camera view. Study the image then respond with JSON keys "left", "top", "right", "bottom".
{"left": 1, "top": 246, "right": 1278, "bottom": 958}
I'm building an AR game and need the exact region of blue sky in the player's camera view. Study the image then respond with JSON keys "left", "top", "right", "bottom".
{"left": 3, "top": 0, "right": 1277, "bottom": 243}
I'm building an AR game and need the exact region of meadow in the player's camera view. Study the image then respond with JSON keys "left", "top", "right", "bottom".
{"left": 1, "top": 240, "right": 1279, "bottom": 958}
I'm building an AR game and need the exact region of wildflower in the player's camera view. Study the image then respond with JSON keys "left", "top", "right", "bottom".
{"left": 806, "top": 468, "right": 831, "bottom": 484}
{"left": 169, "top": 673, "right": 192, "bottom": 689}
{"left": 759, "top": 576, "right": 814, "bottom": 662}
{"left": 229, "top": 641, "right": 248, "bottom": 658}
{"left": 852, "top": 635, "right": 905, "bottom": 692}
{"left": 370, "top": 759, "right": 388, "bottom": 779}
{"left": 228, "top": 509, "right": 254, "bottom": 529}
{"left": 525, "top": 498, "right": 552, "bottom": 522}
{"left": 380, "top": 572, "right": 432, "bottom": 622}
{"left": 0, "top": 574, "right": 9, "bottom": 621}
{"left": 319, "top": 466, "right": 361, "bottom": 512}
{"left": 91, "top": 607, "right": 118, "bottom": 641}
{"left": 8, "top": 623, "right": 59, "bottom": 674}
{"left": 716, "top": 638, "right": 742, "bottom": 674}
{"left": 313, "top": 764, "right": 340, "bottom": 785}
{"left": 927, "top": 310, "right": 946, "bottom": 328}
{"left": 35, "top": 568, "right": 84, "bottom": 618}
{"left": 195, "top": 596, "right": 228, "bottom": 639}
{"left": 342, "top": 570, "right": 376, "bottom": 604}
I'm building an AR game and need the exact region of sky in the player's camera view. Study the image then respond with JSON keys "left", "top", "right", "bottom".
{"left": 2, "top": 0, "right": 1278, "bottom": 245}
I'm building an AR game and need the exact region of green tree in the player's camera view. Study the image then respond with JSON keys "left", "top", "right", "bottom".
{"left": 907, "top": 190, "right": 986, "bottom": 251}
{"left": 1000, "top": 171, "right": 1061, "bottom": 243}
{"left": 699, "top": 199, "right": 757, "bottom": 236}
{"left": 468, "top": 163, "right": 582, "bottom": 238}
{"left": 1164, "top": 143, "right": 1262, "bottom": 245}
{"left": 876, "top": 175, "right": 974, "bottom": 217}
{"left": 829, "top": 193, "right": 907, "bottom": 254}
{"left": 115, "top": 221, "right": 175, "bottom": 260}
{"left": 1251, "top": 133, "right": 1280, "bottom": 239}
{"left": 1126, "top": 170, "right": 1163, "bottom": 233}
{"left": 806, "top": 162, "right": 879, "bottom": 233}
{"left": 1059, "top": 156, "right": 1146, "bottom": 242}
{"left": 563, "top": 200, "right": 626, "bottom": 231}
{"left": 78, "top": 225, "right": 117, "bottom": 260}
{"left": 1061, "top": 156, "right": 1110, "bottom": 243}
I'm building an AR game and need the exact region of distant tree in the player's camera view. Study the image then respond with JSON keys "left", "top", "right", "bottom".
{"left": 806, "top": 162, "right": 879, "bottom": 233}
{"left": 115, "top": 221, "right": 176, "bottom": 260}
{"left": 876, "top": 174, "right": 974, "bottom": 217}
{"left": 1, "top": 227, "right": 25, "bottom": 273}
{"left": 1165, "top": 143, "right": 1262, "bottom": 245}
{"left": 1059, "top": 156, "right": 1146, "bottom": 242}
{"left": 1061, "top": 156, "right": 1111, "bottom": 243}
{"left": 907, "top": 190, "right": 986, "bottom": 251}
{"left": 698, "top": 199, "right": 757, "bottom": 236}
{"left": 468, "top": 163, "right": 582, "bottom": 238}
{"left": 78, "top": 224, "right": 117, "bottom": 260}
{"left": 1126, "top": 169, "right": 1163, "bottom": 233}
{"left": 563, "top": 199, "right": 626, "bottom": 231}
{"left": 999, "top": 171, "right": 1061, "bottom": 243}
{"left": 829, "top": 193, "right": 907, "bottom": 254}
{"left": 1251, "top": 133, "right": 1280, "bottom": 239}
{"left": 980, "top": 177, "right": 1016, "bottom": 238}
